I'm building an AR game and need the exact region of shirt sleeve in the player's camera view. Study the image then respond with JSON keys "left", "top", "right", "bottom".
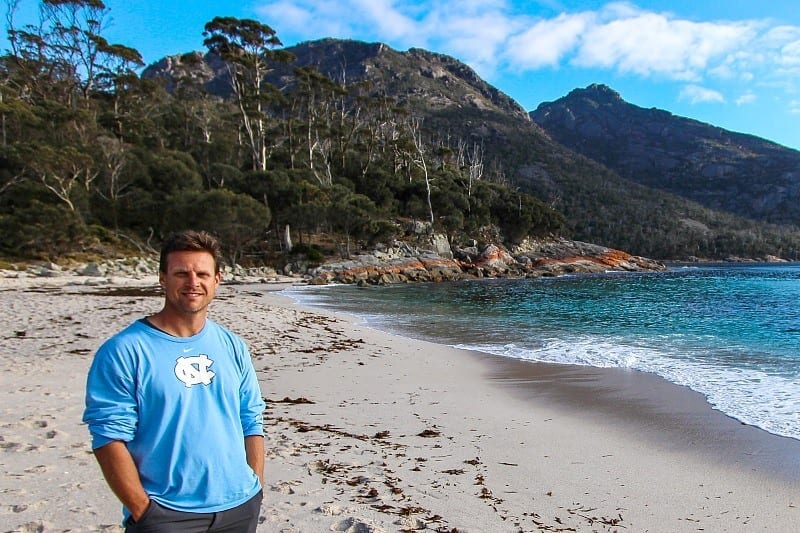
{"left": 83, "top": 339, "right": 139, "bottom": 449}
{"left": 237, "top": 340, "right": 265, "bottom": 437}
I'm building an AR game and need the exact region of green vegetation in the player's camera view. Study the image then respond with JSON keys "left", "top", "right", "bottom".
{"left": 0, "top": 2, "right": 564, "bottom": 264}
{"left": 2, "top": 1, "right": 798, "bottom": 265}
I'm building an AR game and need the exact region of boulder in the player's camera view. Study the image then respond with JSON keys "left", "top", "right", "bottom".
{"left": 429, "top": 233, "right": 453, "bottom": 259}
{"left": 80, "top": 262, "right": 108, "bottom": 277}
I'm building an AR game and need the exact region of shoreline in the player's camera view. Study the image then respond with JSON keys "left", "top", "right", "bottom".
{"left": 1, "top": 279, "right": 798, "bottom": 532}
{"left": 279, "top": 283, "right": 800, "bottom": 481}
{"left": 266, "top": 284, "right": 800, "bottom": 529}
{"left": 477, "top": 354, "right": 800, "bottom": 483}
{"left": 283, "top": 266, "right": 800, "bottom": 447}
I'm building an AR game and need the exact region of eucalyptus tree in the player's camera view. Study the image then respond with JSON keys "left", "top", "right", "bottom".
{"left": 5, "top": 0, "right": 142, "bottom": 105}
{"left": 327, "top": 184, "right": 376, "bottom": 257}
{"left": 0, "top": 141, "right": 28, "bottom": 195}
{"left": 291, "top": 65, "right": 345, "bottom": 186}
{"left": 203, "top": 16, "right": 293, "bottom": 171}
{"left": 25, "top": 143, "right": 96, "bottom": 211}
{"left": 164, "top": 188, "right": 271, "bottom": 266}
{"left": 151, "top": 53, "right": 236, "bottom": 171}
{"left": 399, "top": 115, "right": 434, "bottom": 224}
{"left": 3, "top": 0, "right": 143, "bottom": 228}
{"left": 93, "top": 134, "right": 132, "bottom": 228}
{"left": 353, "top": 92, "right": 397, "bottom": 178}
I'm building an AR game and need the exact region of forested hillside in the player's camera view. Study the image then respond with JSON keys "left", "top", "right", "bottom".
{"left": 2, "top": 1, "right": 800, "bottom": 265}
{"left": 0, "top": 5, "right": 565, "bottom": 266}
{"left": 146, "top": 36, "right": 800, "bottom": 261}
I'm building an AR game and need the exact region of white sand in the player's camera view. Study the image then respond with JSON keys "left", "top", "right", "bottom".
{"left": 1, "top": 278, "right": 798, "bottom": 532}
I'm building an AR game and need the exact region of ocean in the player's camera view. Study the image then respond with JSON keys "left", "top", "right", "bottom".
{"left": 284, "top": 263, "right": 800, "bottom": 441}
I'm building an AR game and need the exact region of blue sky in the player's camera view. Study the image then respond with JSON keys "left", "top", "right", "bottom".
{"left": 5, "top": 1, "right": 800, "bottom": 150}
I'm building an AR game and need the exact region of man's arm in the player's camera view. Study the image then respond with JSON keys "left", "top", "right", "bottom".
{"left": 93, "top": 441, "right": 151, "bottom": 521}
{"left": 244, "top": 435, "right": 265, "bottom": 487}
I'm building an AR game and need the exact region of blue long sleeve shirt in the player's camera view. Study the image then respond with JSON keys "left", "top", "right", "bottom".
{"left": 83, "top": 318, "right": 265, "bottom": 515}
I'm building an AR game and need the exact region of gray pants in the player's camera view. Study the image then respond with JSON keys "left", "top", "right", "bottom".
{"left": 125, "top": 491, "right": 262, "bottom": 533}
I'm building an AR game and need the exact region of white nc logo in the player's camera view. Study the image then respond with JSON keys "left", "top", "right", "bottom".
{"left": 174, "top": 354, "right": 215, "bottom": 388}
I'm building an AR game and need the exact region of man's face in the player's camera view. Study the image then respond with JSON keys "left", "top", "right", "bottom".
{"left": 160, "top": 250, "right": 221, "bottom": 316}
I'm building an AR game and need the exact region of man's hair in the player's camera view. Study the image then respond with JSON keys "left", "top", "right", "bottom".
{"left": 159, "top": 230, "right": 223, "bottom": 274}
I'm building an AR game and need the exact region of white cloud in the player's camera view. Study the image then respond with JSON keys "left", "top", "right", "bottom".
{"left": 709, "top": 51, "right": 758, "bottom": 82}
{"left": 679, "top": 85, "right": 725, "bottom": 104}
{"left": 736, "top": 91, "right": 756, "bottom": 106}
{"left": 573, "top": 7, "right": 756, "bottom": 81}
{"left": 779, "top": 40, "right": 800, "bottom": 67}
{"left": 349, "top": 0, "right": 418, "bottom": 41}
{"left": 255, "top": 0, "right": 800, "bottom": 95}
{"left": 790, "top": 100, "right": 800, "bottom": 114}
{"left": 256, "top": 0, "right": 518, "bottom": 77}
{"left": 256, "top": 1, "right": 353, "bottom": 41}
{"left": 505, "top": 13, "right": 590, "bottom": 69}
{"left": 423, "top": 6, "right": 518, "bottom": 76}
{"left": 760, "top": 25, "right": 800, "bottom": 47}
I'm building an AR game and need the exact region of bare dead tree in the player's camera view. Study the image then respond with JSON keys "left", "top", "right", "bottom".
{"left": 466, "top": 140, "right": 484, "bottom": 198}
{"left": 403, "top": 116, "right": 434, "bottom": 224}
{"left": 28, "top": 145, "right": 97, "bottom": 211}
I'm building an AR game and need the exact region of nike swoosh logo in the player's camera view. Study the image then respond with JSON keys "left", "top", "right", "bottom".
{"left": 183, "top": 348, "right": 193, "bottom": 353}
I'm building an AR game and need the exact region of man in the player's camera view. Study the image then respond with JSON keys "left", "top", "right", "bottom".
{"left": 83, "top": 230, "right": 265, "bottom": 532}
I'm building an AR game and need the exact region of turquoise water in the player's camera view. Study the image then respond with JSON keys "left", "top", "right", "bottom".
{"left": 285, "top": 264, "right": 800, "bottom": 440}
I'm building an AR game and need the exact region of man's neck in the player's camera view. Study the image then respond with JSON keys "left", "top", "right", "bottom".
{"left": 147, "top": 309, "right": 207, "bottom": 338}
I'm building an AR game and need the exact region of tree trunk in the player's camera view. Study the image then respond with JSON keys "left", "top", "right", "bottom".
{"left": 283, "top": 224, "right": 293, "bottom": 252}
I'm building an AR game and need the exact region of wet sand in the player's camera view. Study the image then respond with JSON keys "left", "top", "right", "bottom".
{"left": 481, "top": 355, "right": 800, "bottom": 482}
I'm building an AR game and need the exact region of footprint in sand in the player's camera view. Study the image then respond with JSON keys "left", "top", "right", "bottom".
{"left": 18, "top": 417, "right": 53, "bottom": 430}
{"left": 270, "top": 481, "right": 299, "bottom": 495}
{"left": 44, "top": 428, "right": 69, "bottom": 440}
{"left": 0, "top": 439, "right": 23, "bottom": 452}
{"left": 6, "top": 442, "right": 41, "bottom": 453}
{"left": 6, "top": 503, "right": 28, "bottom": 513}
{"left": 314, "top": 503, "right": 346, "bottom": 516}
{"left": 10, "top": 499, "right": 47, "bottom": 514}
{"left": 331, "top": 516, "right": 381, "bottom": 532}
{"left": 14, "top": 520, "right": 53, "bottom": 533}
{"left": 394, "top": 516, "right": 427, "bottom": 530}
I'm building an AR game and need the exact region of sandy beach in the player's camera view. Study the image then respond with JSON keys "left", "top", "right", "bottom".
{"left": 1, "top": 276, "right": 799, "bottom": 532}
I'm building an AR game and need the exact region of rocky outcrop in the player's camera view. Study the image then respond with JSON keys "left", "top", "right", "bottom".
{"left": 143, "top": 38, "right": 530, "bottom": 122}
{"left": 0, "top": 237, "right": 670, "bottom": 288}
{"left": 309, "top": 253, "right": 464, "bottom": 285}
{"left": 309, "top": 238, "right": 666, "bottom": 285}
